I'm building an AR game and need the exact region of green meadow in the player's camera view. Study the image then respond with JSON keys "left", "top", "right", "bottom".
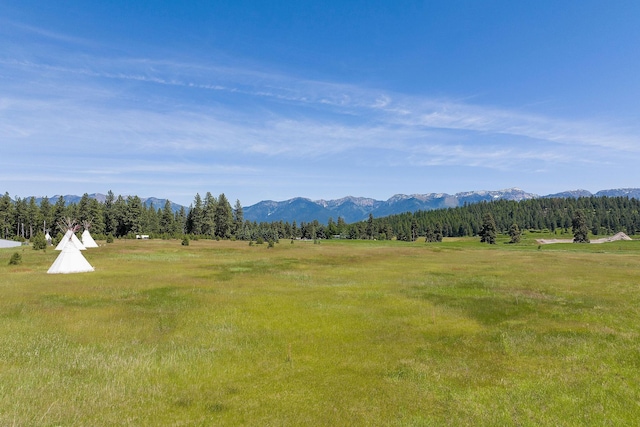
{"left": 1, "top": 236, "right": 640, "bottom": 426}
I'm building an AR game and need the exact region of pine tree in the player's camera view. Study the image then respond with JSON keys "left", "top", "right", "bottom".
{"left": 366, "top": 213, "right": 375, "bottom": 239}
{"left": 233, "top": 199, "right": 244, "bottom": 237}
{"left": 572, "top": 210, "right": 590, "bottom": 243}
{"left": 124, "top": 196, "right": 143, "bottom": 236}
{"left": 160, "top": 200, "right": 176, "bottom": 235}
{"left": 202, "top": 192, "right": 217, "bottom": 237}
{"left": 214, "top": 193, "right": 233, "bottom": 239}
{"left": 40, "top": 196, "right": 53, "bottom": 235}
{"left": 0, "top": 192, "right": 15, "bottom": 239}
{"left": 186, "top": 193, "right": 204, "bottom": 235}
{"left": 479, "top": 213, "right": 497, "bottom": 244}
{"left": 508, "top": 223, "right": 521, "bottom": 244}
{"left": 103, "top": 190, "right": 117, "bottom": 236}
{"left": 52, "top": 196, "right": 67, "bottom": 229}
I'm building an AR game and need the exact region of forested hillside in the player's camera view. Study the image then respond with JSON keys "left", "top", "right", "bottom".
{"left": 366, "top": 196, "right": 640, "bottom": 241}
{"left": 1, "top": 191, "right": 639, "bottom": 243}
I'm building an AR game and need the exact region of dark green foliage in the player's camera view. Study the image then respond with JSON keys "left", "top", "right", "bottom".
{"left": 106, "top": 234, "right": 114, "bottom": 243}
{"left": 361, "top": 196, "right": 640, "bottom": 240}
{"left": 479, "top": 213, "right": 497, "bottom": 244}
{"left": 214, "top": 193, "right": 233, "bottom": 239}
{"left": 366, "top": 213, "right": 375, "bottom": 239}
{"left": 31, "top": 231, "right": 47, "bottom": 250}
{"left": 425, "top": 223, "right": 443, "bottom": 242}
{"left": 3, "top": 191, "right": 640, "bottom": 244}
{"left": 8, "top": 252, "right": 22, "bottom": 265}
{"left": 233, "top": 199, "right": 244, "bottom": 236}
{"left": 508, "top": 223, "right": 522, "bottom": 244}
{"left": 181, "top": 236, "right": 190, "bottom": 246}
{"left": 572, "top": 210, "right": 590, "bottom": 243}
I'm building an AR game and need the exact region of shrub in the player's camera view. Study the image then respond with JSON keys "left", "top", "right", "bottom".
{"left": 256, "top": 237, "right": 264, "bottom": 245}
{"left": 181, "top": 236, "right": 190, "bottom": 246}
{"left": 8, "top": 252, "right": 22, "bottom": 265}
{"left": 31, "top": 232, "right": 47, "bottom": 251}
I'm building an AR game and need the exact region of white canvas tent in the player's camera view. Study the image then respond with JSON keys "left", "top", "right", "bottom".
{"left": 47, "top": 237, "right": 94, "bottom": 274}
{"left": 81, "top": 229, "right": 99, "bottom": 248}
{"left": 81, "top": 221, "right": 99, "bottom": 248}
{"left": 55, "top": 229, "right": 86, "bottom": 251}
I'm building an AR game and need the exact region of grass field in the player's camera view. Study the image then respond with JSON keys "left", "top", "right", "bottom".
{"left": 1, "top": 236, "right": 640, "bottom": 426}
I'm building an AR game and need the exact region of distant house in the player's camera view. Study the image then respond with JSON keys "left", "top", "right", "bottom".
{"left": 136, "top": 235, "right": 150, "bottom": 239}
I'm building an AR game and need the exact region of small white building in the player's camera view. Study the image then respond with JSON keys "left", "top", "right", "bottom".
{"left": 0, "top": 239, "right": 22, "bottom": 249}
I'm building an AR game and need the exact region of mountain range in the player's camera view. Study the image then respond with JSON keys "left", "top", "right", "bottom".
{"left": 18, "top": 188, "right": 640, "bottom": 224}
{"left": 243, "top": 188, "right": 640, "bottom": 224}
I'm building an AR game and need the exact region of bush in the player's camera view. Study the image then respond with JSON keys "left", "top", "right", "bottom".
{"left": 181, "top": 236, "right": 190, "bottom": 246}
{"left": 31, "top": 232, "right": 47, "bottom": 251}
{"left": 256, "top": 237, "right": 264, "bottom": 245}
{"left": 8, "top": 252, "right": 22, "bottom": 265}
{"left": 106, "top": 234, "right": 114, "bottom": 243}
{"left": 267, "top": 240, "right": 275, "bottom": 248}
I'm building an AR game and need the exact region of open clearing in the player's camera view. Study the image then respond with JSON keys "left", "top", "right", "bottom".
{"left": 2, "top": 237, "right": 640, "bottom": 425}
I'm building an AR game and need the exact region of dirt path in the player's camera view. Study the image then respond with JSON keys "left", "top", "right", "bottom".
{"left": 536, "top": 232, "right": 632, "bottom": 245}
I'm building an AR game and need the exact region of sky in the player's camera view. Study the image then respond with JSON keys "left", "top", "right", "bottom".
{"left": 1, "top": 1, "right": 640, "bottom": 206}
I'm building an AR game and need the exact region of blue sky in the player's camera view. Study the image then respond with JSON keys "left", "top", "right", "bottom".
{"left": 1, "top": 1, "right": 639, "bottom": 206}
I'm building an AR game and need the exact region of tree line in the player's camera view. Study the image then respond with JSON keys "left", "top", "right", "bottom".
{"left": 1, "top": 191, "right": 639, "bottom": 243}
{"left": 364, "top": 196, "right": 640, "bottom": 241}
{"left": 0, "top": 191, "right": 349, "bottom": 243}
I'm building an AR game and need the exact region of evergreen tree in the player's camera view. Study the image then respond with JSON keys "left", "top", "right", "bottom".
{"left": 143, "top": 202, "right": 160, "bottom": 234}
{"left": 410, "top": 218, "right": 419, "bottom": 241}
{"left": 479, "top": 212, "right": 497, "bottom": 244}
{"left": 366, "top": 213, "right": 375, "bottom": 239}
{"left": 103, "top": 190, "right": 117, "bottom": 236}
{"left": 214, "top": 193, "right": 233, "bottom": 239}
{"left": 508, "top": 223, "right": 521, "bottom": 244}
{"left": 160, "top": 200, "right": 176, "bottom": 235}
{"left": 233, "top": 199, "right": 244, "bottom": 236}
{"left": 31, "top": 231, "right": 47, "bottom": 250}
{"left": 76, "top": 193, "right": 91, "bottom": 225}
{"left": 202, "top": 192, "right": 217, "bottom": 236}
{"left": 26, "top": 197, "right": 40, "bottom": 238}
{"left": 175, "top": 206, "right": 187, "bottom": 235}
{"left": 40, "top": 196, "right": 53, "bottom": 235}
{"left": 86, "top": 198, "right": 105, "bottom": 235}
{"left": 124, "top": 196, "right": 143, "bottom": 235}
{"left": 186, "top": 193, "right": 204, "bottom": 235}
{"left": 572, "top": 210, "right": 590, "bottom": 243}
{"left": 113, "top": 195, "right": 128, "bottom": 237}
{"left": 52, "top": 196, "right": 67, "bottom": 228}
{"left": 14, "top": 197, "right": 27, "bottom": 238}
{"left": 0, "top": 192, "right": 15, "bottom": 239}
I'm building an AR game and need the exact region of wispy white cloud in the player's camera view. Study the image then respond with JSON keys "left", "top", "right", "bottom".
{"left": 2, "top": 21, "right": 639, "bottom": 203}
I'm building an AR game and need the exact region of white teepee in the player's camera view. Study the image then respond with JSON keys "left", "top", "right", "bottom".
{"left": 81, "top": 221, "right": 99, "bottom": 248}
{"left": 47, "top": 237, "right": 94, "bottom": 274}
{"left": 55, "top": 229, "right": 87, "bottom": 251}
